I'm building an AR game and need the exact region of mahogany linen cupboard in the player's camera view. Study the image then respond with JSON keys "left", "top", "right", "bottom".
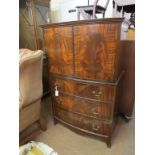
{"left": 41, "top": 18, "right": 133, "bottom": 147}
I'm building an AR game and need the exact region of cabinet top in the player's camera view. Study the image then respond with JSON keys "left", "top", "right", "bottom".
{"left": 41, "top": 18, "right": 129, "bottom": 28}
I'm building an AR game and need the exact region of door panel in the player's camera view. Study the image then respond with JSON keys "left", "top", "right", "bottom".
{"left": 44, "top": 27, "right": 73, "bottom": 75}
{"left": 74, "top": 23, "right": 120, "bottom": 81}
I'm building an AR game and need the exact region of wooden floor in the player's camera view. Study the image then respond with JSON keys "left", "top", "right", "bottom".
{"left": 35, "top": 96, "right": 135, "bottom": 155}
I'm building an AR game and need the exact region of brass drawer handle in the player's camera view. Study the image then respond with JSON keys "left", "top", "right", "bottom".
{"left": 92, "top": 90, "right": 102, "bottom": 97}
{"left": 92, "top": 125, "right": 100, "bottom": 131}
{"left": 92, "top": 90, "right": 96, "bottom": 94}
{"left": 94, "top": 94, "right": 101, "bottom": 97}
{"left": 92, "top": 111, "right": 99, "bottom": 115}
{"left": 92, "top": 108, "right": 99, "bottom": 115}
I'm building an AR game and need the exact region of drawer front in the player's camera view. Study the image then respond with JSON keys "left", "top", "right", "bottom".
{"left": 50, "top": 77, "right": 75, "bottom": 93}
{"left": 53, "top": 93, "right": 112, "bottom": 120}
{"left": 50, "top": 77, "right": 115, "bottom": 102}
{"left": 77, "top": 83, "right": 115, "bottom": 102}
{"left": 55, "top": 107, "right": 112, "bottom": 135}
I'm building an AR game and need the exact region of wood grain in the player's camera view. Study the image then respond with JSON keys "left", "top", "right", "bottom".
{"left": 44, "top": 27, "right": 73, "bottom": 76}
{"left": 52, "top": 93, "right": 113, "bottom": 120}
{"left": 55, "top": 107, "right": 112, "bottom": 136}
{"left": 74, "top": 23, "right": 120, "bottom": 81}
{"left": 50, "top": 76, "right": 116, "bottom": 102}
{"left": 42, "top": 18, "right": 133, "bottom": 147}
{"left": 118, "top": 41, "right": 135, "bottom": 116}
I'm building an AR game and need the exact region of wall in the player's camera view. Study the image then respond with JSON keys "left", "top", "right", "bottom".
{"left": 50, "top": 0, "right": 113, "bottom": 23}
{"left": 113, "top": 0, "right": 135, "bottom": 18}
{"left": 19, "top": 2, "right": 49, "bottom": 50}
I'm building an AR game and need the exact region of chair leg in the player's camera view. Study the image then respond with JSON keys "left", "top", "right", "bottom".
{"left": 94, "top": 14, "right": 97, "bottom": 19}
{"left": 78, "top": 8, "right": 90, "bottom": 20}
{"left": 38, "top": 117, "right": 47, "bottom": 131}
{"left": 77, "top": 10, "right": 80, "bottom": 20}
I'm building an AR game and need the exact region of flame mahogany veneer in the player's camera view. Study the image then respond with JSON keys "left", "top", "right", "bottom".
{"left": 42, "top": 18, "right": 134, "bottom": 148}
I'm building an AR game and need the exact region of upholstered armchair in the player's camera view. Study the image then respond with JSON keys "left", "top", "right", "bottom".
{"left": 19, "top": 49, "right": 46, "bottom": 134}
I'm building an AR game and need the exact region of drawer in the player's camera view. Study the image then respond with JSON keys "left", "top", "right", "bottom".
{"left": 50, "top": 77, "right": 75, "bottom": 93}
{"left": 50, "top": 77, "right": 115, "bottom": 102}
{"left": 55, "top": 107, "right": 112, "bottom": 135}
{"left": 52, "top": 93, "right": 113, "bottom": 120}
{"left": 76, "top": 83, "right": 115, "bottom": 102}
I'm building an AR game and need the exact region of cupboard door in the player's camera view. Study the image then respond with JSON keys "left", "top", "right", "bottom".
{"left": 74, "top": 23, "right": 120, "bottom": 81}
{"left": 44, "top": 26, "right": 73, "bottom": 76}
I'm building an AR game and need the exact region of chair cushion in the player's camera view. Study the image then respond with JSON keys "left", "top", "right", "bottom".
{"left": 19, "top": 49, "right": 43, "bottom": 109}
{"left": 19, "top": 49, "right": 43, "bottom": 63}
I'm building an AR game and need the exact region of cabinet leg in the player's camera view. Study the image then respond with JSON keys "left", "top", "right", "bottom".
{"left": 120, "top": 113, "right": 132, "bottom": 122}
{"left": 38, "top": 117, "right": 47, "bottom": 131}
{"left": 106, "top": 137, "right": 112, "bottom": 148}
{"left": 53, "top": 118, "right": 58, "bottom": 125}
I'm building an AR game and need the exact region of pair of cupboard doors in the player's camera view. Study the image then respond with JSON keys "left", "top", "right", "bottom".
{"left": 43, "top": 21, "right": 122, "bottom": 82}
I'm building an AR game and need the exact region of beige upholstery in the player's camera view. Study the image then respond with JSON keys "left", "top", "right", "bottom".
{"left": 19, "top": 49, "right": 43, "bottom": 132}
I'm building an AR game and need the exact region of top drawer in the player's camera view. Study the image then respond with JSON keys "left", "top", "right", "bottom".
{"left": 50, "top": 77, "right": 115, "bottom": 102}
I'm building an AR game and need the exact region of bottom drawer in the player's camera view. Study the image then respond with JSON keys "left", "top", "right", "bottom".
{"left": 55, "top": 107, "right": 113, "bottom": 136}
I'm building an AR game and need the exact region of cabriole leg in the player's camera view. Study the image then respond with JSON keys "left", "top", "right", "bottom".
{"left": 38, "top": 117, "right": 47, "bottom": 131}
{"left": 106, "top": 137, "right": 112, "bottom": 148}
